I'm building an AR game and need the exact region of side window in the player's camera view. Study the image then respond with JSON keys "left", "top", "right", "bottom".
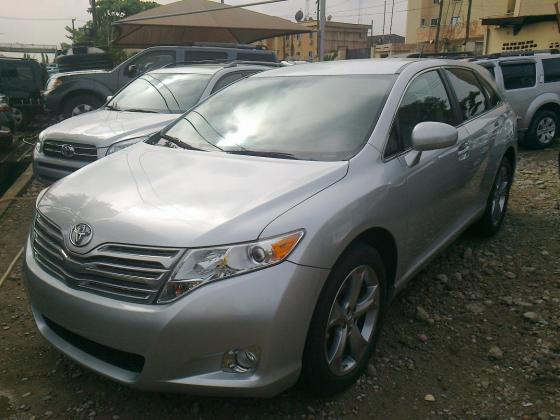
{"left": 445, "top": 68, "right": 488, "bottom": 121}
{"left": 236, "top": 52, "right": 275, "bottom": 62}
{"left": 211, "top": 72, "right": 248, "bottom": 94}
{"left": 542, "top": 58, "right": 560, "bottom": 83}
{"left": 185, "top": 50, "right": 228, "bottom": 63}
{"left": 477, "top": 74, "right": 501, "bottom": 108}
{"left": 385, "top": 70, "right": 455, "bottom": 157}
{"left": 500, "top": 62, "right": 536, "bottom": 90}
{"left": 130, "top": 51, "right": 175, "bottom": 74}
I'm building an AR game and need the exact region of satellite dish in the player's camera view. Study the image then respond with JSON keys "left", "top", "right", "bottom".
{"left": 327, "top": 15, "right": 332, "bottom": 21}
{"left": 295, "top": 10, "right": 304, "bottom": 22}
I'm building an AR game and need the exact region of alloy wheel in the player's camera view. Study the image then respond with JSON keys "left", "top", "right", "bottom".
{"left": 325, "top": 265, "right": 380, "bottom": 376}
{"left": 536, "top": 117, "right": 556, "bottom": 145}
{"left": 490, "top": 164, "right": 510, "bottom": 226}
{"left": 71, "top": 104, "right": 94, "bottom": 116}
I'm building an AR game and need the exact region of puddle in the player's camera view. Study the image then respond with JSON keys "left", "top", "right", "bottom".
{"left": 0, "top": 162, "right": 27, "bottom": 197}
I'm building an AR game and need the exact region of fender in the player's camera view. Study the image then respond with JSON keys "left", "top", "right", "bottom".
{"left": 522, "top": 93, "right": 560, "bottom": 129}
{"left": 58, "top": 78, "right": 114, "bottom": 106}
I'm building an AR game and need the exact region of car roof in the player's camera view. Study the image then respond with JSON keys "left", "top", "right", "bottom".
{"left": 252, "top": 58, "right": 478, "bottom": 77}
{"left": 474, "top": 52, "right": 559, "bottom": 64}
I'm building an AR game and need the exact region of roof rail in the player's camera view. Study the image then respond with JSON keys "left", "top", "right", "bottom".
{"left": 475, "top": 48, "right": 560, "bottom": 60}
{"left": 162, "top": 59, "right": 281, "bottom": 68}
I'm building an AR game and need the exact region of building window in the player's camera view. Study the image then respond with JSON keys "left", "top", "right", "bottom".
{"left": 450, "top": 16, "right": 460, "bottom": 25}
{"left": 308, "top": 51, "right": 313, "bottom": 59}
{"left": 296, "top": 33, "right": 301, "bottom": 40}
{"left": 430, "top": 18, "right": 439, "bottom": 27}
{"left": 420, "top": 18, "right": 426, "bottom": 26}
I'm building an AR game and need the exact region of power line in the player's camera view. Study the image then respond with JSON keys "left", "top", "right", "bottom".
{"left": 0, "top": 16, "right": 86, "bottom": 22}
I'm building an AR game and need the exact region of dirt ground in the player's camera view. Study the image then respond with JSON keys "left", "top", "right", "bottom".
{"left": 0, "top": 145, "right": 559, "bottom": 420}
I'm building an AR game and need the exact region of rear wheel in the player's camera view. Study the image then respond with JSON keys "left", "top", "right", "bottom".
{"left": 302, "top": 244, "right": 386, "bottom": 395}
{"left": 526, "top": 110, "right": 558, "bottom": 149}
{"left": 62, "top": 94, "right": 103, "bottom": 119}
{"left": 473, "top": 157, "right": 513, "bottom": 237}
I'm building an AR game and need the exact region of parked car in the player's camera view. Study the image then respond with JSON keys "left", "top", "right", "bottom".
{"left": 34, "top": 62, "right": 273, "bottom": 183}
{"left": 475, "top": 52, "right": 560, "bottom": 149}
{"left": 0, "top": 57, "right": 47, "bottom": 128}
{"left": 43, "top": 44, "right": 277, "bottom": 119}
{"left": 0, "top": 93, "right": 15, "bottom": 147}
{"left": 24, "top": 59, "right": 516, "bottom": 397}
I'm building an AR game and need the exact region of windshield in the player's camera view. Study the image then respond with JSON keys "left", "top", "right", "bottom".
{"left": 108, "top": 73, "right": 212, "bottom": 114}
{"left": 159, "top": 75, "right": 395, "bottom": 161}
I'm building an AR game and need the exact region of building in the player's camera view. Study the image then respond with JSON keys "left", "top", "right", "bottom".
{"left": 260, "top": 19, "right": 370, "bottom": 61}
{"left": 481, "top": 1, "right": 560, "bottom": 54}
{"left": 369, "top": 34, "right": 405, "bottom": 46}
{"left": 406, "top": 0, "right": 512, "bottom": 55}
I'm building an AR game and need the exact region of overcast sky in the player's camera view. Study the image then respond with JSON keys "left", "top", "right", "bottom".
{"left": 0, "top": 0, "right": 407, "bottom": 47}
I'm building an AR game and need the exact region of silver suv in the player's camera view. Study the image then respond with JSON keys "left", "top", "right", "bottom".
{"left": 34, "top": 63, "right": 272, "bottom": 183}
{"left": 475, "top": 52, "right": 560, "bottom": 149}
{"left": 24, "top": 59, "right": 516, "bottom": 397}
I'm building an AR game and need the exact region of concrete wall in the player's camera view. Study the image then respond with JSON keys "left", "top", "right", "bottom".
{"left": 485, "top": 20, "right": 560, "bottom": 54}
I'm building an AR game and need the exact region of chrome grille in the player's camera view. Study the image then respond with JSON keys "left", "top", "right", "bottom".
{"left": 32, "top": 212, "right": 184, "bottom": 303}
{"left": 43, "top": 140, "right": 98, "bottom": 162}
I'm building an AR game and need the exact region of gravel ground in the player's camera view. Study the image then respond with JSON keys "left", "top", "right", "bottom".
{"left": 0, "top": 145, "right": 558, "bottom": 420}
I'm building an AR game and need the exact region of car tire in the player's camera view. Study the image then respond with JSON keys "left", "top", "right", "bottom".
{"left": 62, "top": 94, "right": 103, "bottom": 119}
{"left": 526, "top": 110, "right": 559, "bottom": 149}
{"left": 473, "top": 157, "right": 513, "bottom": 237}
{"left": 301, "top": 243, "right": 386, "bottom": 395}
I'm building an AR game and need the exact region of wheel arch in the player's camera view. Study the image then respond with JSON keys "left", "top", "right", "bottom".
{"left": 503, "top": 146, "right": 517, "bottom": 174}
{"left": 524, "top": 96, "right": 560, "bottom": 128}
{"left": 342, "top": 227, "right": 398, "bottom": 299}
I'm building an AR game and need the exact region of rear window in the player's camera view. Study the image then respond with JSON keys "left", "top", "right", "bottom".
{"left": 543, "top": 58, "right": 560, "bottom": 83}
{"left": 501, "top": 62, "right": 536, "bottom": 90}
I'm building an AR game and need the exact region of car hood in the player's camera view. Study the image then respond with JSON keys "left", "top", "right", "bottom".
{"left": 41, "top": 110, "right": 178, "bottom": 148}
{"left": 38, "top": 143, "right": 348, "bottom": 251}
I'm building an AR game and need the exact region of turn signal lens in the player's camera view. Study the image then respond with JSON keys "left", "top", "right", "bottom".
{"left": 271, "top": 232, "right": 302, "bottom": 261}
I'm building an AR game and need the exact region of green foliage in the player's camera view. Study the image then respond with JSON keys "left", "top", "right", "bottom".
{"left": 65, "top": 0, "right": 160, "bottom": 64}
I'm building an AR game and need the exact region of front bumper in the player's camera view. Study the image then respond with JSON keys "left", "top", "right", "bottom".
{"left": 23, "top": 240, "right": 329, "bottom": 397}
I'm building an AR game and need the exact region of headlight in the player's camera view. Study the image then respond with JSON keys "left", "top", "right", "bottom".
{"left": 157, "top": 230, "right": 304, "bottom": 303}
{"left": 35, "top": 131, "right": 45, "bottom": 153}
{"left": 106, "top": 136, "right": 150, "bottom": 155}
{"left": 46, "top": 77, "right": 62, "bottom": 91}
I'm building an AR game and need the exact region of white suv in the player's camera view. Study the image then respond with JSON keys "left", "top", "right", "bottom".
{"left": 475, "top": 52, "right": 560, "bottom": 149}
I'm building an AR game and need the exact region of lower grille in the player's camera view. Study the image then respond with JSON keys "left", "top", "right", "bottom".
{"left": 32, "top": 212, "right": 184, "bottom": 303}
{"left": 43, "top": 140, "right": 98, "bottom": 162}
{"left": 44, "top": 316, "right": 145, "bottom": 373}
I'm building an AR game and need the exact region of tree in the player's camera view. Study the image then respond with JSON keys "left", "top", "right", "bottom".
{"left": 65, "top": 0, "right": 160, "bottom": 63}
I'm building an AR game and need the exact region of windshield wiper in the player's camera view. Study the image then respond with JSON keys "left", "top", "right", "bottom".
{"left": 226, "top": 150, "right": 299, "bottom": 160}
{"left": 122, "top": 108, "right": 159, "bottom": 113}
{"left": 160, "top": 133, "right": 203, "bottom": 151}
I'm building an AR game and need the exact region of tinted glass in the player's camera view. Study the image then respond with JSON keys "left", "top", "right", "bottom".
{"left": 501, "top": 62, "right": 536, "bottom": 90}
{"left": 211, "top": 72, "right": 247, "bottom": 94}
{"left": 109, "top": 73, "right": 211, "bottom": 113}
{"left": 0, "top": 62, "right": 35, "bottom": 91}
{"left": 543, "top": 58, "right": 560, "bottom": 83}
{"left": 477, "top": 74, "right": 500, "bottom": 108}
{"left": 131, "top": 51, "right": 175, "bottom": 73}
{"left": 237, "top": 52, "right": 275, "bottom": 62}
{"left": 163, "top": 75, "right": 395, "bottom": 161}
{"left": 387, "top": 70, "right": 454, "bottom": 154}
{"left": 185, "top": 51, "right": 228, "bottom": 62}
{"left": 480, "top": 64, "right": 495, "bottom": 79}
{"left": 445, "top": 68, "right": 487, "bottom": 121}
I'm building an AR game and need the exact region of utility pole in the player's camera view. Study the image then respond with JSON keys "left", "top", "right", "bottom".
{"left": 434, "top": 0, "right": 444, "bottom": 53}
{"left": 71, "top": 18, "right": 76, "bottom": 43}
{"left": 318, "top": 0, "right": 326, "bottom": 61}
{"left": 382, "top": 0, "right": 387, "bottom": 43}
{"left": 464, "top": 0, "right": 473, "bottom": 50}
{"left": 389, "top": 0, "right": 395, "bottom": 37}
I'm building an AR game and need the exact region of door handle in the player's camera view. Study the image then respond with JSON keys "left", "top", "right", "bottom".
{"left": 457, "top": 141, "right": 470, "bottom": 160}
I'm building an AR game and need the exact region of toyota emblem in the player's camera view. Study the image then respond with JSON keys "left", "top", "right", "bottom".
{"left": 69, "top": 223, "right": 93, "bottom": 247}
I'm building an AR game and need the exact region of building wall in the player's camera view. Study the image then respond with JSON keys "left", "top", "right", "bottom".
{"left": 515, "top": 0, "right": 558, "bottom": 16}
{"left": 485, "top": 20, "right": 560, "bottom": 54}
{"left": 406, "top": 0, "right": 510, "bottom": 50}
{"left": 261, "top": 20, "right": 369, "bottom": 61}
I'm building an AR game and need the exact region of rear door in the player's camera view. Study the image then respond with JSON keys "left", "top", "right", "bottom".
{"left": 443, "top": 67, "right": 503, "bottom": 213}
{"left": 498, "top": 60, "right": 537, "bottom": 120}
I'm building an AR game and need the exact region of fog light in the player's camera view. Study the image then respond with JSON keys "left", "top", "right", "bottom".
{"left": 222, "top": 346, "right": 260, "bottom": 373}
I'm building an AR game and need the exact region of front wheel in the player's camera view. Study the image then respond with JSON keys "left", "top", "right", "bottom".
{"left": 473, "top": 157, "right": 513, "bottom": 237}
{"left": 62, "top": 94, "right": 103, "bottom": 119}
{"left": 301, "top": 244, "right": 386, "bottom": 395}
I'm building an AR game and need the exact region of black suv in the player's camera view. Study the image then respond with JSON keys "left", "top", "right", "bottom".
{"left": 43, "top": 44, "right": 276, "bottom": 119}
{"left": 0, "top": 58, "right": 47, "bottom": 128}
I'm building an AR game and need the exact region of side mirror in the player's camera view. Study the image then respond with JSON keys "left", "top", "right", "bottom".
{"left": 106, "top": 95, "right": 113, "bottom": 103}
{"left": 411, "top": 122, "right": 458, "bottom": 151}
{"left": 126, "top": 64, "right": 138, "bottom": 77}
